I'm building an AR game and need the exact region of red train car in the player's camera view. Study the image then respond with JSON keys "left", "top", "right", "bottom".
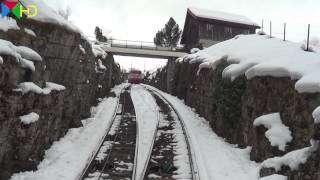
{"left": 128, "top": 69, "right": 143, "bottom": 84}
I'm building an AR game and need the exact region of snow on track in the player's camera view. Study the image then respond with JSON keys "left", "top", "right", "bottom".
{"left": 144, "top": 84, "right": 260, "bottom": 180}
{"left": 130, "top": 85, "right": 159, "bottom": 180}
{"left": 11, "top": 84, "right": 128, "bottom": 180}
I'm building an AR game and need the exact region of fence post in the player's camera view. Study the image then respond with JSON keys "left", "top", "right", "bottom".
{"left": 262, "top": 19, "right": 264, "bottom": 32}
{"left": 269, "top": 21, "right": 272, "bottom": 38}
{"left": 283, "top": 23, "right": 286, "bottom": 41}
{"left": 307, "top": 24, "right": 310, "bottom": 51}
{"left": 126, "top": 40, "right": 128, "bottom": 48}
{"left": 141, "top": 42, "right": 143, "bottom": 49}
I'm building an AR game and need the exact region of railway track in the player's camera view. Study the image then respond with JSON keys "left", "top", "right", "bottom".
{"left": 79, "top": 85, "right": 198, "bottom": 180}
{"left": 80, "top": 86, "right": 137, "bottom": 180}
{"left": 143, "top": 88, "right": 199, "bottom": 180}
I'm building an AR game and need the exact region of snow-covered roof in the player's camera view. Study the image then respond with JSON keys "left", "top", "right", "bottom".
{"left": 188, "top": 7, "right": 259, "bottom": 27}
{"left": 184, "top": 34, "right": 320, "bottom": 93}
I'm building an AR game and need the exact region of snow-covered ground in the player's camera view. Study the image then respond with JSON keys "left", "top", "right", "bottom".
{"left": 10, "top": 84, "right": 127, "bottom": 180}
{"left": 130, "top": 85, "right": 159, "bottom": 180}
{"left": 144, "top": 84, "right": 260, "bottom": 180}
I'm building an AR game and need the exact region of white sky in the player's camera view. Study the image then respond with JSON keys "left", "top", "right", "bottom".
{"left": 45, "top": 0, "right": 320, "bottom": 71}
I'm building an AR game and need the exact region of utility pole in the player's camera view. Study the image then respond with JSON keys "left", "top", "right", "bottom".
{"left": 269, "top": 21, "right": 272, "bottom": 38}
{"left": 283, "top": 23, "right": 286, "bottom": 41}
{"left": 307, "top": 24, "right": 311, "bottom": 51}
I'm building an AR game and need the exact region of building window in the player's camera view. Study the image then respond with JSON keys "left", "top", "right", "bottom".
{"left": 224, "top": 27, "right": 233, "bottom": 38}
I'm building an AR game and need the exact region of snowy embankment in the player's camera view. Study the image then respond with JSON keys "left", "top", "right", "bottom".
{"left": 184, "top": 34, "right": 320, "bottom": 94}
{"left": 144, "top": 84, "right": 259, "bottom": 180}
{"left": 11, "top": 84, "right": 127, "bottom": 180}
{"left": 130, "top": 85, "right": 159, "bottom": 180}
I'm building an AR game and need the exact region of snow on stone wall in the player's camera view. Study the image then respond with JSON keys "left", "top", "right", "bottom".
{"left": 19, "top": 112, "right": 40, "bottom": 125}
{"left": 0, "top": 17, "right": 20, "bottom": 32}
{"left": 185, "top": 34, "right": 320, "bottom": 93}
{"left": 253, "top": 113, "right": 292, "bottom": 151}
{"left": 261, "top": 140, "right": 319, "bottom": 171}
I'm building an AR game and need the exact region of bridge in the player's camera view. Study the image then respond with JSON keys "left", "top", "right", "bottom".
{"left": 97, "top": 39, "right": 188, "bottom": 59}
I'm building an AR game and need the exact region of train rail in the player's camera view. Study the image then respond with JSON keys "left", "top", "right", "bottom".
{"left": 144, "top": 86, "right": 200, "bottom": 180}
{"left": 79, "top": 85, "right": 199, "bottom": 180}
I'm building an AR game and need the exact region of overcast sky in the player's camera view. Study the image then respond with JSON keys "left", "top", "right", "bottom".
{"left": 46, "top": 0, "right": 320, "bottom": 71}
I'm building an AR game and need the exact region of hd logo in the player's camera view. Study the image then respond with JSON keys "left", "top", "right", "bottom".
{"left": 1, "top": 0, "right": 38, "bottom": 18}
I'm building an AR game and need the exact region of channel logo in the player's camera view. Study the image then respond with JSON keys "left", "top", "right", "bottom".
{"left": 1, "top": 0, "right": 38, "bottom": 18}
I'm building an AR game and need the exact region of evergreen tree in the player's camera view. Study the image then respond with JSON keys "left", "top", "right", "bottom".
{"left": 95, "top": 26, "right": 108, "bottom": 42}
{"left": 154, "top": 17, "right": 182, "bottom": 47}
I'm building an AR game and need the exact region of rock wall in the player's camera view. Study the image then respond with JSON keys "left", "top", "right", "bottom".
{"left": 146, "top": 60, "right": 320, "bottom": 179}
{"left": 0, "top": 19, "right": 121, "bottom": 179}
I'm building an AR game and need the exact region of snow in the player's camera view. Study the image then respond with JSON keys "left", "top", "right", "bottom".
{"left": 253, "top": 113, "right": 292, "bottom": 151}
{"left": 16, "top": 82, "right": 44, "bottom": 94}
{"left": 0, "top": 39, "right": 41, "bottom": 71}
{"left": 24, "top": 28, "right": 36, "bottom": 37}
{"left": 188, "top": 7, "right": 258, "bottom": 26}
{"left": 20, "top": 58, "right": 35, "bottom": 71}
{"left": 92, "top": 44, "right": 107, "bottom": 59}
{"left": 0, "top": 17, "right": 20, "bottom": 32}
{"left": 262, "top": 140, "right": 319, "bottom": 171}
{"left": 144, "top": 84, "right": 259, "bottom": 180}
{"left": 260, "top": 174, "right": 287, "bottom": 180}
{"left": 312, "top": 106, "right": 320, "bottom": 124}
{"left": 43, "top": 82, "right": 66, "bottom": 94}
{"left": 97, "top": 59, "right": 107, "bottom": 70}
{"left": 16, "top": 46, "right": 42, "bottom": 61}
{"left": 130, "top": 85, "right": 159, "bottom": 180}
{"left": 10, "top": 84, "right": 127, "bottom": 180}
{"left": 79, "top": 45, "right": 86, "bottom": 54}
{"left": 20, "top": 112, "right": 40, "bottom": 125}
{"left": 190, "top": 48, "right": 200, "bottom": 54}
{"left": 20, "top": 0, "right": 80, "bottom": 33}
{"left": 15, "top": 82, "right": 66, "bottom": 95}
{"left": 0, "top": 56, "right": 3, "bottom": 64}
{"left": 186, "top": 34, "right": 320, "bottom": 93}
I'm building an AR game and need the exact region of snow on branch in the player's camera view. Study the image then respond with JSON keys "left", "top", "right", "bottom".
{"left": 253, "top": 113, "right": 292, "bottom": 151}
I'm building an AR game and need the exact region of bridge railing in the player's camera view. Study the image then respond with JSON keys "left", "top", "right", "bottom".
{"left": 97, "top": 38, "right": 184, "bottom": 52}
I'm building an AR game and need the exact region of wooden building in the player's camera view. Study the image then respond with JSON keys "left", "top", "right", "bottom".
{"left": 181, "top": 7, "right": 260, "bottom": 50}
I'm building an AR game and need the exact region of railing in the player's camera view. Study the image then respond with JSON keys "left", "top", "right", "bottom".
{"left": 93, "top": 38, "right": 184, "bottom": 52}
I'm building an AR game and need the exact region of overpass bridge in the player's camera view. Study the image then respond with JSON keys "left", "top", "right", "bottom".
{"left": 97, "top": 39, "right": 188, "bottom": 59}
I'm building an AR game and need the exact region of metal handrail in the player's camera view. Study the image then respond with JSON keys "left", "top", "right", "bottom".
{"left": 93, "top": 38, "right": 184, "bottom": 52}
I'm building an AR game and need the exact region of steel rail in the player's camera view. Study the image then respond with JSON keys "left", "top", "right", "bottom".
{"left": 143, "top": 85, "right": 200, "bottom": 180}
{"left": 77, "top": 86, "right": 127, "bottom": 180}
